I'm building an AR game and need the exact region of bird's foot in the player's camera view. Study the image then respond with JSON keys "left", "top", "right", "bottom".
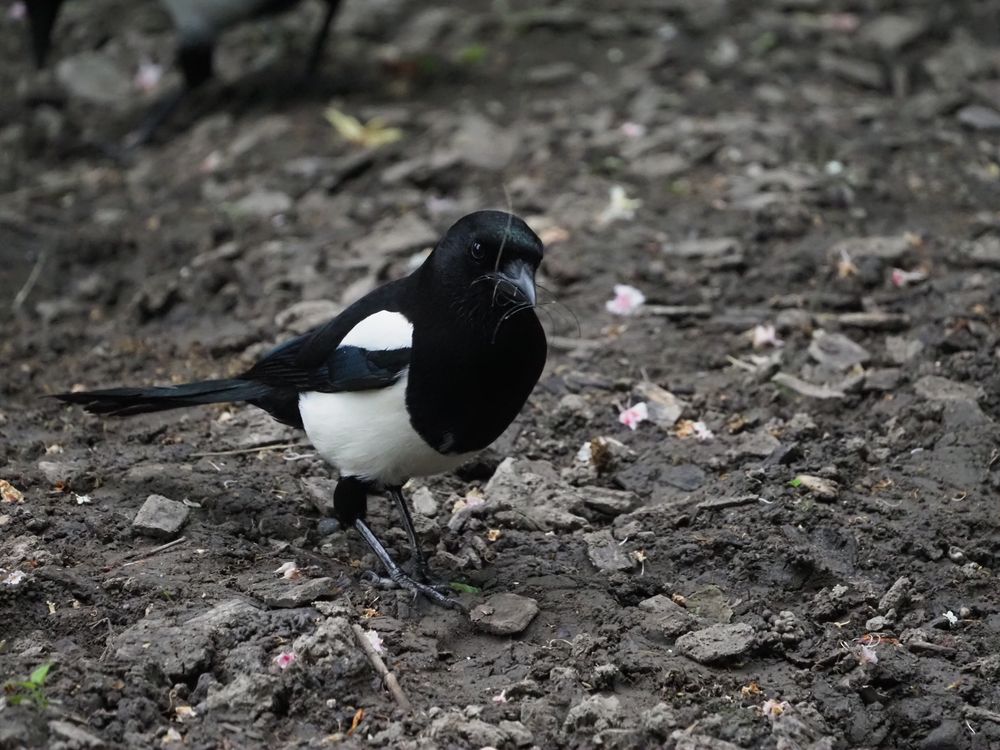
{"left": 361, "top": 569, "right": 464, "bottom": 612}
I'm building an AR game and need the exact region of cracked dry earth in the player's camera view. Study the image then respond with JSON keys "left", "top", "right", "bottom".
{"left": 2, "top": 1, "right": 1000, "bottom": 748}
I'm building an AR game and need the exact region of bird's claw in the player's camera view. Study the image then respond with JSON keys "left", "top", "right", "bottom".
{"left": 361, "top": 569, "right": 465, "bottom": 611}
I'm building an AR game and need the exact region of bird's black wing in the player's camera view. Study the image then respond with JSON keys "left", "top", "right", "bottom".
{"left": 242, "top": 279, "right": 412, "bottom": 394}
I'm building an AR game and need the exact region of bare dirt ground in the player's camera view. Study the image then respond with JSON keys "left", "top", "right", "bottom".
{"left": 2, "top": 1, "right": 1000, "bottom": 748}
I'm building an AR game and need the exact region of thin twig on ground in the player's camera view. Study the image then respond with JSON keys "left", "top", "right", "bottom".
{"left": 189, "top": 443, "right": 308, "bottom": 458}
{"left": 351, "top": 623, "right": 411, "bottom": 711}
{"left": 122, "top": 536, "right": 188, "bottom": 567}
{"left": 11, "top": 249, "right": 49, "bottom": 313}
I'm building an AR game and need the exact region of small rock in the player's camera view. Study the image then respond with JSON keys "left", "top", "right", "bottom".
{"left": 808, "top": 330, "right": 870, "bottom": 371}
{"left": 638, "top": 595, "right": 698, "bottom": 638}
{"left": 48, "top": 720, "right": 105, "bottom": 748}
{"left": 860, "top": 14, "right": 927, "bottom": 53}
{"left": 132, "top": 494, "right": 189, "bottom": 539}
{"left": 451, "top": 114, "right": 517, "bottom": 171}
{"left": 253, "top": 577, "right": 339, "bottom": 608}
{"left": 300, "top": 476, "right": 337, "bottom": 516}
{"left": 793, "top": 474, "right": 840, "bottom": 500}
{"left": 865, "top": 615, "right": 890, "bottom": 632}
{"left": 961, "top": 235, "right": 1000, "bottom": 268}
{"left": 36, "top": 459, "right": 88, "bottom": 488}
{"left": 56, "top": 52, "right": 132, "bottom": 104}
{"left": 584, "top": 530, "right": 634, "bottom": 572}
{"left": 410, "top": 486, "right": 439, "bottom": 516}
{"left": 661, "top": 464, "right": 706, "bottom": 491}
{"left": 819, "top": 53, "right": 886, "bottom": 89}
{"left": 676, "top": 622, "right": 754, "bottom": 664}
{"left": 685, "top": 585, "right": 734, "bottom": 623}
{"left": 886, "top": 336, "right": 924, "bottom": 364}
{"left": 665, "top": 237, "right": 741, "bottom": 258}
{"left": 470, "top": 593, "right": 539, "bottom": 635}
{"left": 879, "top": 576, "right": 912, "bottom": 613}
{"left": 836, "top": 311, "right": 910, "bottom": 331}
{"left": 641, "top": 702, "right": 679, "bottom": 737}
{"left": 914, "top": 375, "right": 981, "bottom": 402}
{"left": 731, "top": 430, "right": 781, "bottom": 459}
{"left": 232, "top": 189, "right": 293, "bottom": 218}
{"left": 634, "top": 382, "right": 687, "bottom": 428}
{"left": 672, "top": 731, "right": 742, "bottom": 750}
{"left": 772, "top": 373, "right": 845, "bottom": 399}
{"left": 577, "top": 486, "right": 638, "bottom": 516}
{"left": 864, "top": 368, "right": 903, "bottom": 391}
{"left": 957, "top": 105, "right": 1000, "bottom": 131}
{"left": 563, "top": 694, "right": 621, "bottom": 732}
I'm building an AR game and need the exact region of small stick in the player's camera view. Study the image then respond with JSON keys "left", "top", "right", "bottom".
{"left": 351, "top": 623, "right": 411, "bottom": 711}
{"left": 189, "top": 443, "right": 308, "bottom": 458}
{"left": 11, "top": 249, "right": 49, "bottom": 313}
{"left": 122, "top": 536, "right": 188, "bottom": 566}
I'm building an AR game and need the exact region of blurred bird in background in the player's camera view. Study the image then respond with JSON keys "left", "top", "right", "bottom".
{"left": 25, "top": 0, "right": 341, "bottom": 145}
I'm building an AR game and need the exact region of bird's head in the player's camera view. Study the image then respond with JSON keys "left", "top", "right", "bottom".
{"left": 422, "top": 210, "right": 544, "bottom": 321}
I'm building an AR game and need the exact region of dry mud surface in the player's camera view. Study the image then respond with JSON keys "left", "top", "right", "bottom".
{"left": 2, "top": 1, "right": 1000, "bottom": 748}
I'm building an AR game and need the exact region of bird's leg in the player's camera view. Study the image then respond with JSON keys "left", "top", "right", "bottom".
{"left": 354, "top": 519, "right": 463, "bottom": 612}
{"left": 304, "top": 0, "right": 341, "bottom": 77}
{"left": 388, "top": 486, "right": 432, "bottom": 583}
{"left": 123, "top": 42, "right": 212, "bottom": 149}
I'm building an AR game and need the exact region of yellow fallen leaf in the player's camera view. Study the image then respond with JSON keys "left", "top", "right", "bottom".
{"left": 1, "top": 480, "right": 24, "bottom": 504}
{"left": 324, "top": 108, "right": 402, "bottom": 148}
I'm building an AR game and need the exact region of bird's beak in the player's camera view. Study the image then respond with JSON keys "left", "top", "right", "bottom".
{"left": 499, "top": 260, "right": 537, "bottom": 306}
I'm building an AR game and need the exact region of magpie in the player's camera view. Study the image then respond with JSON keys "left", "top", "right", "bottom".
{"left": 56, "top": 210, "right": 548, "bottom": 610}
{"left": 26, "top": 0, "right": 341, "bottom": 146}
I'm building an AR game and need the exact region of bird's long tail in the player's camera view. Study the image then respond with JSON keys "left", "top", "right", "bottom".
{"left": 54, "top": 379, "right": 272, "bottom": 417}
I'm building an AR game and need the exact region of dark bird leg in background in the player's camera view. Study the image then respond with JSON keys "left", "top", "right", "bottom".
{"left": 124, "top": 42, "right": 213, "bottom": 149}
{"left": 304, "top": 0, "right": 341, "bottom": 77}
{"left": 26, "top": 0, "right": 65, "bottom": 68}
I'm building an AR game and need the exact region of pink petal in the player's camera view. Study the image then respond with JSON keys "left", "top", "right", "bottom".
{"left": 619, "top": 402, "right": 649, "bottom": 430}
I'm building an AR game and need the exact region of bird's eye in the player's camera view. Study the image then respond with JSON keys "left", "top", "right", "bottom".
{"left": 470, "top": 241, "right": 485, "bottom": 261}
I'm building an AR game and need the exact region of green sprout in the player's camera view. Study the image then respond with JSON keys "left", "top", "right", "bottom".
{"left": 449, "top": 582, "right": 481, "bottom": 594}
{"left": 3, "top": 662, "right": 53, "bottom": 708}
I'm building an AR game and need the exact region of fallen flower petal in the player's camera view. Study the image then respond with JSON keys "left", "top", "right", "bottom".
{"left": 273, "top": 651, "right": 297, "bottom": 670}
{"left": 620, "top": 121, "right": 647, "bottom": 139}
{"left": 74, "top": 494, "right": 92, "bottom": 505}
{"left": 598, "top": 185, "right": 642, "bottom": 225}
{"left": 619, "top": 402, "right": 649, "bottom": 430}
{"left": 890, "top": 267, "right": 928, "bottom": 288}
{"left": 492, "top": 689, "right": 508, "bottom": 703}
{"left": 751, "top": 324, "right": 783, "bottom": 349}
{"left": 605, "top": 284, "right": 646, "bottom": 316}
{"left": 3, "top": 570, "right": 27, "bottom": 586}
{"left": 836, "top": 249, "right": 858, "bottom": 279}
{"left": 859, "top": 644, "right": 878, "bottom": 665}
{"left": 365, "top": 629, "right": 385, "bottom": 655}
{"left": 943, "top": 610, "right": 959, "bottom": 626}
{"left": 275, "top": 561, "right": 301, "bottom": 580}
{"left": 134, "top": 60, "right": 164, "bottom": 93}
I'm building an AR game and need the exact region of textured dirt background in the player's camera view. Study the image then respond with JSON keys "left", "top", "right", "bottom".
{"left": 2, "top": 1, "right": 1000, "bottom": 748}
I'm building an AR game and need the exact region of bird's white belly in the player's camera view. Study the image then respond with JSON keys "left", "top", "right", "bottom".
{"left": 298, "top": 373, "right": 470, "bottom": 486}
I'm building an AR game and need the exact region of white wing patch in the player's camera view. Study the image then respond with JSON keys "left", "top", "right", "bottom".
{"left": 340, "top": 310, "right": 413, "bottom": 351}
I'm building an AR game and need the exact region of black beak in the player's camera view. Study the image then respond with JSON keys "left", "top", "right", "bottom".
{"left": 499, "top": 260, "right": 537, "bottom": 307}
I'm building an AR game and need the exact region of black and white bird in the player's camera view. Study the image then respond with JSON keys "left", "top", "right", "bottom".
{"left": 56, "top": 211, "right": 548, "bottom": 609}
{"left": 26, "top": 0, "right": 341, "bottom": 146}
